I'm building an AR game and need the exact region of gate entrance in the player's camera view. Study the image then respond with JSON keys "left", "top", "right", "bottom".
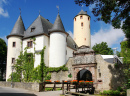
{"left": 77, "top": 69, "right": 92, "bottom": 81}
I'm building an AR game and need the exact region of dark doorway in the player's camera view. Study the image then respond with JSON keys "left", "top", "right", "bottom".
{"left": 77, "top": 69, "right": 92, "bottom": 81}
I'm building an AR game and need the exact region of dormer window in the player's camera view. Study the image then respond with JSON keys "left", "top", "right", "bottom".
{"left": 31, "top": 27, "right": 35, "bottom": 32}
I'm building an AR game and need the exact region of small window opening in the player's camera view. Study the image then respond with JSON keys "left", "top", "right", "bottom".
{"left": 27, "top": 41, "right": 33, "bottom": 48}
{"left": 31, "top": 27, "right": 35, "bottom": 32}
{"left": 12, "top": 42, "right": 16, "bottom": 47}
{"left": 75, "top": 18, "right": 76, "bottom": 21}
{"left": 12, "top": 58, "right": 15, "bottom": 64}
{"left": 81, "top": 22, "right": 83, "bottom": 27}
{"left": 85, "top": 38, "right": 86, "bottom": 40}
{"left": 99, "top": 73, "right": 101, "bottom": 78}
{"left": 88, "top": 17, "right": 89, "bottom": 20}
{"left": 80, "top": 16, "right": 83, "bottom": 19}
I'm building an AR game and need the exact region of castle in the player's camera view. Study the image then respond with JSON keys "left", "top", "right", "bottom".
{"left": 6, "top": 10, "right": 124, "bottom": 91}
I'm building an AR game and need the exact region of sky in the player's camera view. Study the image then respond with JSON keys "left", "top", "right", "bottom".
{"left": 0, "top": 0, "right": 125, "bottom": 51}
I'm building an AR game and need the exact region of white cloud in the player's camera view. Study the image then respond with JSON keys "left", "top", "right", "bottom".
{"left": 0, "top": 0, "right": 9, "bottom": 17}
{"left": 67, "top": 30, "right": 73, "bottom": 38}
{"left": 91, "top": 26, "right": 125, "bottom": 47}
{"left": 89, "top": 4, "right": 95, "bottom": 11}
{"left": 0, "top": 36, "right": 7, "bottom": 44}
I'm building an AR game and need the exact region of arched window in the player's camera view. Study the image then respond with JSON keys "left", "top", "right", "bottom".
{"left": 75, "top": 18, "right": 76, "bottom": 21}
{"left": 80, "top": 16, "right": 83, "bottom": 19}
{"left": 88, "top": 17, "right": 89, "bottom": 20}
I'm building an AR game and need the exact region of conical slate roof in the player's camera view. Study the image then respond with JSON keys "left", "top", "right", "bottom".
{"left": 78, "top": 10, "right": 87, "bottom": 15}
{"left": 49, "top": 13, "right": 65, "bottom": 32}
{"left": 24, "top": 15, "right": 53, "bottom": 38}
{"left": 7, "top": 15, "right": 25, "bottom": 38}
{"left": 74, "top": 10, "right": 90, "bottom": 18}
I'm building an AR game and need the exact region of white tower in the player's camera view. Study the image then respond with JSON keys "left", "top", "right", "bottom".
{"left": 6, "top": 15, "right": 25, "bottom": 81}
{"left": 74, "top": 10, "right": 91, "bottom": 47}
{"left": 49, "top": 13, "right": 68, "bottom": 67}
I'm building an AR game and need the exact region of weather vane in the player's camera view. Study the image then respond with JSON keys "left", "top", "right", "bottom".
{"left": 39, "top": 10, "right": 40, "bottom": 15}
{"left": 81, "top": 5, "right": 84, "bottom": 9}
{"left": 56, "top": 5, "right": 59, "bottom": 13}
{"left": 19, "top": 8, "right": 21, "bottom": 15}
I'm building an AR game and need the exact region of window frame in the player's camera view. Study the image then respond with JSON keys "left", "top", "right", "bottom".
{"left": 12, "top": 58, "right": 15, "bottom": 64}
{"left": 27, "top": 41, "right": 33, "bottom": 48}
{"left": 81, "top": 22, "right": 83, "bottom": 27}
{"left": 12, "top": 42, "right": 16, "bottom": 47}
{"left": 80, "top": 16, "right": 83, "bottom": 19}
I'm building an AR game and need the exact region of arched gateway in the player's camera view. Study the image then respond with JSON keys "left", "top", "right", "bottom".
{"left": 77, "top": 69, "right": 92, "bottom": 81}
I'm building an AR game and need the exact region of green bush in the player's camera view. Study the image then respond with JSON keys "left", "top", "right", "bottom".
{"left": 113, "top": 90, "right": 120, "bottom": 95}
{"left": 103, "top": 90, "right": 107, "bottom": 95}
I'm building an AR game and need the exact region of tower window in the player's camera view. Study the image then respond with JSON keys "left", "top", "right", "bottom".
{"left": 27, "top": 41, "right": 33, "bottom": 48}
{"left": 12, "top": 42, "right": 16, "bottom": 47}
{"left": 88, "top": 17, "right": 89, "bottom": 20}
{"left": 81, "top": 22, "right": 83, "bottom": 27}
{"left": 99, "top": 73, "right": 101, "bottom": 78}
{"left": 31, "top": 27, "right": 35, "bottom": 32}
{"left": 12, "top": 58, "right": 15, "bottom": 64}
{"left": 85, "top": 38, "right": 86, "bottom": 40}
{"left": 75, "top": 18, "right": 76, "bottom": 21}
{"left": 80, "top": 16, "right": 83, "bottom": 19}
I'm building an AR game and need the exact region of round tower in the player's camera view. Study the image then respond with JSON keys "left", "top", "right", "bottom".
{"left": 49, "top": 13, "right": 68, "bottom": 67}
{"left": 74, "top": 10, "right": 91, "bottom": 47}
{"left": 6, "top": 15, "right": 25, "bottom": 81}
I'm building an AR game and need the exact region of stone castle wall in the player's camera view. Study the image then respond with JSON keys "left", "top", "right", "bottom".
{"left": 96, "top": 55, "right": 125, "bottom": 91}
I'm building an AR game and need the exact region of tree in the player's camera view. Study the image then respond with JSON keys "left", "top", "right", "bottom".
{"left": 0, "top": 38, "right": 7, "bottom": 80}
{"left": 92, "top": 42, "right": 113, "bottom": 55}
{"left": 75, "top": 0, "right": 130, "bottom": 40}
{"left": 120, "top": 40, "right": 130, "bottom": 89}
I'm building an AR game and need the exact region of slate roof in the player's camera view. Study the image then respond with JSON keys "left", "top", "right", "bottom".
{"left": 74, "top": 10, "right": 90, "bottom": 18}
{"left": 49, "top": 13, "right": 65, "bottom": 32}
{"left": 24, "top": 15, "right": 53, "bottom": 38}
{"left": 67, "top": 35, "right": 78, "bottom": 50}
{"left": 7, "top": 15, "right": 25, "bottom": 38}
{"left": 7, "top": 14, "right": 77, "bottom": 50}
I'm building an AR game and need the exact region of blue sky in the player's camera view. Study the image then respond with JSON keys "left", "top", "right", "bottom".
{"left": 0, "top": 0, "right": 125, "bottom": 51}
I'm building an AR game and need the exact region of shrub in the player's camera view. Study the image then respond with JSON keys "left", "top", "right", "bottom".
{"left": 103, "top": 90, "right": 107, "bottom": 95}
{"left": 113, "top": 90, "right": 120, "bottom": 95}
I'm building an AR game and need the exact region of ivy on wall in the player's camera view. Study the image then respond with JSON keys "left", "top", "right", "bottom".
{"left": 8, "top": 37, "right": 68, "bottom": 82}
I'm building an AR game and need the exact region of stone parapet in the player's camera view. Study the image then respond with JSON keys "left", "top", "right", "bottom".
{"left": 0, "top": 81, "right": 43, "bottom": 92}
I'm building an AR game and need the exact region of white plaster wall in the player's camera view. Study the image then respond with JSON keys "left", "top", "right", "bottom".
{"left": 49, "top": 32, "right": 67, "bottom": 67}
{"left": 66, "top": 47, "right": 74, "bottom": 61}
{"left": 23, "top": 35, "right": 49, "bottom": 68}
{"left": 6, "top": 36, "right": 22, "bottom": 81}
{"left": 44, "top": 35, "right": 49, "bottom": 67}
{"left": 74, "top": 15, "right": 91, "bottom": 47}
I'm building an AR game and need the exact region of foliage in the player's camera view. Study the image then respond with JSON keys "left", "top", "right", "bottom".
{"left": 7, "top": 72, "right": 21, "bottom": 82}
{"left": 116, "top": 51, "right": 120, "bottom": 57}
{"left": 100, "top": 90, "right": 120, "bottom": 95}
{"left": 47, "top": 65, "right": 68, "bottom": 72}
{"left": 74, "top": 0, "right": 130, "bottom": 40}
{"left": 0, "top": 38, "right": 7, "bottom": 80}
{"left": 38, "top": 46, "right": 46, "bottom": 82}
{"left": 92, "top": 42, "right": 113, "bottom": 55}
{"left": 68, "top": 73, "right": 72, "bottom": 78}
{"left": 120, "top": 41, "right": 130, "bottom": 89}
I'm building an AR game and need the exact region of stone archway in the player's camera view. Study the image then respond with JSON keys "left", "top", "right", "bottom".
{"left": 77, "top": 69, "right": 92, "bottom": 81}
